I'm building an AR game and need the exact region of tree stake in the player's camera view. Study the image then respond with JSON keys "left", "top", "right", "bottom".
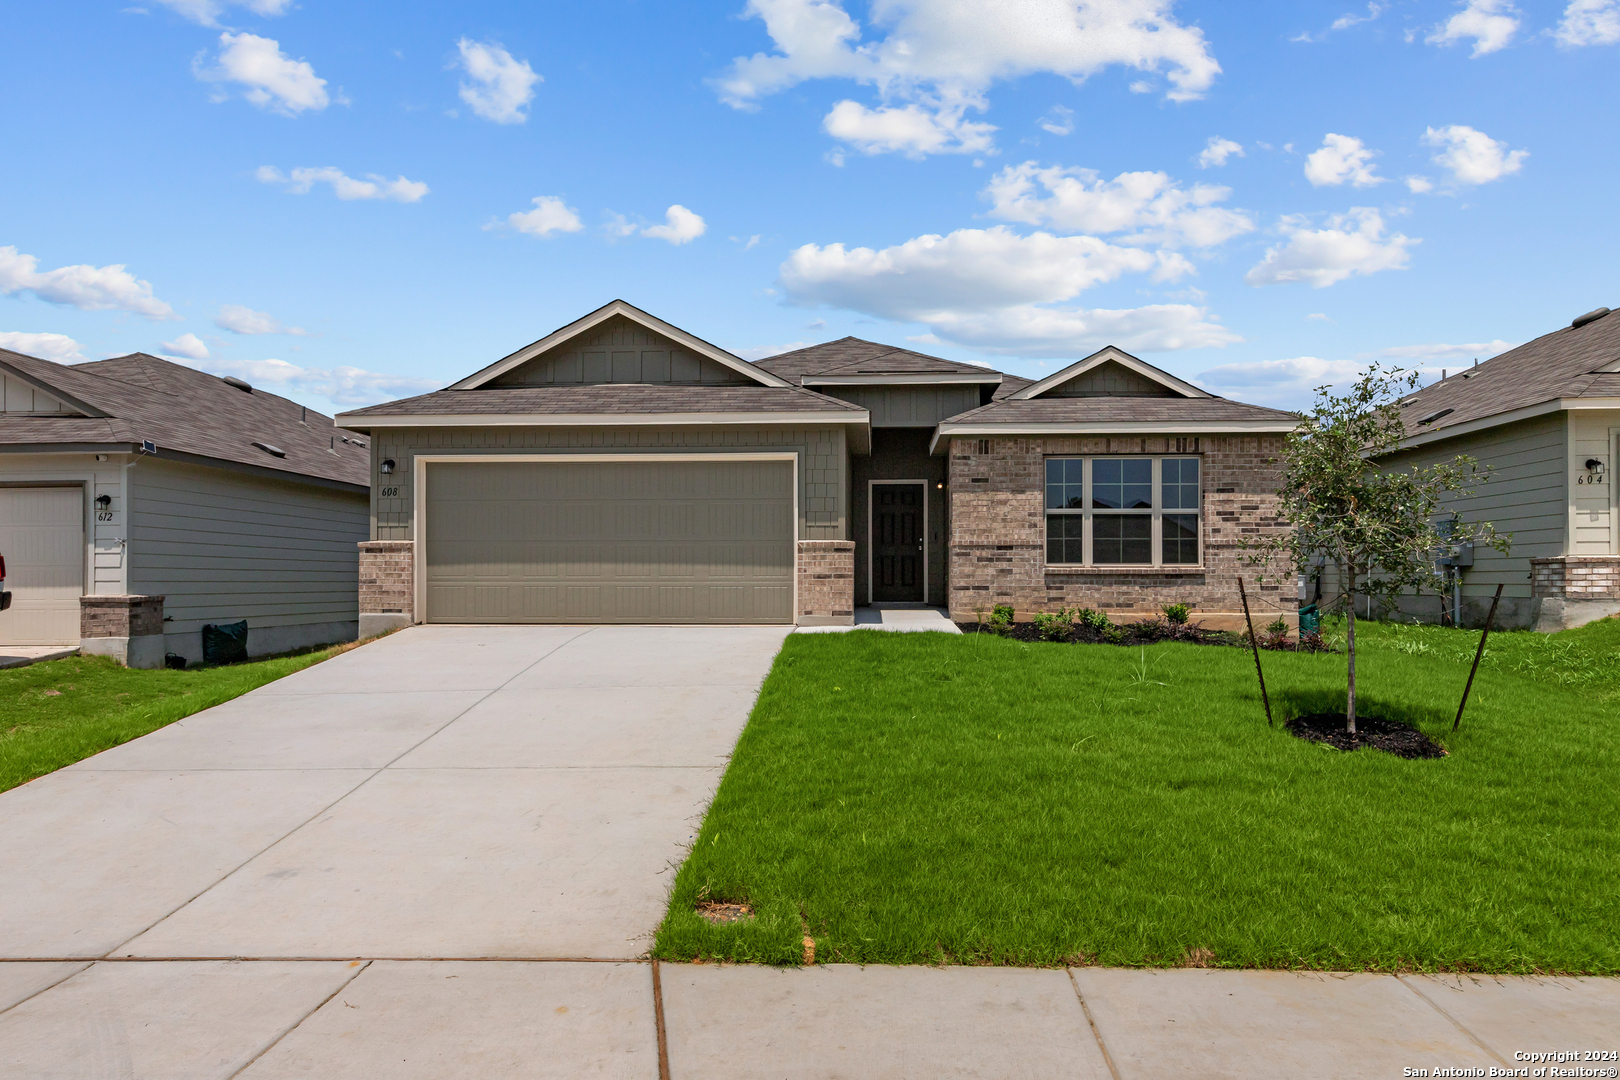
{"left": 1238, "top": 577, "right": 1273, "bottom": 727}
{"left": 1454, "top": 583, "right": 1504, "bottom": 732}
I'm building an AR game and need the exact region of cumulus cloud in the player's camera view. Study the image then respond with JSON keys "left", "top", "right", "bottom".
{"left": 984, "top": 162, "right": 1254, "bottom": 249}
{"left": 1244, "top": 208, "right": 1417, "bottom": 288}
{"left": 256, "top": 166, "right": 428, "bottom": 202}
{"left": 456, "top": 39, "right": 540, "bottom": 124}
{"left": 491, "top": 195, "right": 585, "bottom": 238}
{"left": 1366, "top": 339, "right": 1515, "bottom": 360}
{"left": 1195, "top": 355, "right": 1365, "bottom": 407}
{"left": 1303, "top": 133, "right": 1383, "bottom": 187}
{"left": 197, "top": 32, "right": 330, "bottom": 115}
{"left": 1406, "top": 176, "right": 1435, "bottom": 193}
{"left": 0, "top": 331, "right": 86, "bottom": 364}
{"left": 1556, "top": 0, "right": 1620, "bottom": 45}
{"left": 159, "top": 332, "right": 210, "bottom": 360}
{"left": 642, "top": 205, "right": 707, "bottom": 245}
{"left": 1422, "top": 124, "right": 1527, "bottom": 185}
{"left": 214, "top": 304, "right": 307, "bottom": 335}
{"left": 916, "top": 303, "right": 1240, "bottom": 356}
{"left": 1331, "top": 2, "right": 1386, "bottom": 31}
{"left": 1040, "top": 104, "right": 1074, "bottom": 136}
{"left": 0, "top": 245, "right": 177, "bottom": 320}
{"left": 153, "top": 0, "right": 292, "bottom": 26}
{"left": 1426, "top": 0, "right": 1520, "bottom": 56}
{"left": 715, "top": 0, "right": 1221, "bottom": 157}
{"left": 822, "top": 100, "right": 995, "bottom": 156}
{"left": 1197, "top": 137, "right": 1243, "bottom": 169}
{"left": 185, "top": 357, "right": 442, "bottom": 407}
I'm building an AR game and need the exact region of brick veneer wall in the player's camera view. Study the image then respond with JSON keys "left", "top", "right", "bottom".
{"left": 359, "top": 540, "right": 415, "bottom": 619}
{"left": 80, "top": 594, "right": 165, "bottom": 638}
{"left": 1530, "top": 556, "right": 1620, "bottom": 600}
{"left": 797, "top": 540, "right": 855, "bottom": 625}
{"left": 947, "top": 436, "right": 1295, "bottom": 621}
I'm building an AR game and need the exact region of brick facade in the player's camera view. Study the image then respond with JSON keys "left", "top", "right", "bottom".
{"left": 1530, "top": 556, "right": 1620, "bottom": 600}
{"left": 359, "top": 540, "right": 415, "bottom": 619}
{"left": 797, "top": 540, "right": 855, "bottom": 625}
{"left": 947, "top": 436, "right": 1295, "bottom": 625}
{"left": 79, "top": 594, "right": 165, "bottom": 639}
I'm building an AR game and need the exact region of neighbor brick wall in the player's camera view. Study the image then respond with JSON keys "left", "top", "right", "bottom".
{"left": 947, "top": 436, "right": 1295, "bottom": 621}
{"left": 1531, "top": 556, "right": 1620, "bottom": 600}
{"left": 359, "top": 540, "right": 414, "bottom": 619}
{"left": 80, "top": 594, "right": 165, "bottom": 639}
{"left": 797, "top": 540, "right": 855, "bottom": 624}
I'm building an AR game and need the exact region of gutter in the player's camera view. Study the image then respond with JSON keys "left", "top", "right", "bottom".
{"left": 928, "top": 419, "right": 1300, "bottom": 455}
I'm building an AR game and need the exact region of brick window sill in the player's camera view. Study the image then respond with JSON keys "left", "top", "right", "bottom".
{"left": 1045, "top": 565, "right": 1206, "bottom": 575}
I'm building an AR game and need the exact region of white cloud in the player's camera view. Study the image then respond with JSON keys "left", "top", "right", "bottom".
{"left": 184, "top": 357, "right": 442, "bottom": 407}
{"left": 1365, "top": 339, "right": 1515, "bottom": 360}
{"left": 823, "top": 99, "right": 996, "bottom": 156}
{"left": 152, "top": 0, "right": 292, "bottom": 27}
{"left": 1426, "top": 0, "right": 1520, "bottom": 56}
{"left": 1406, "top": 175, "right": 1435, "bottom": 193}
{"left": 716, "top": 0, "right": 1221, "bottom": 157}
{"left": 0, "top": 245, "right": 177, "bottom": 320}
{"left": 983, "top": 162, "right": 1254, "bottom": 249}
{"left": 1306, "top": 312, "right": 1332, "bottom": 321}
{"left": 456, "top": 39, "right": 540, "bottom": 124}
{"left": 1303, "top": 133, "right": 1383, "bottom": 187}
{"left": 1197, "top": 137, "right": 1243, "bottom": 169}
{"left": 1196, "top": 356, "right": 1364, "bottom": 407}
{"left": 159, "top": 332, "right": 210, "bottom": 360}
{"left": 256, "top": 166, "right": 429, "bottom": 202}
{"left": 1039, "top": 104, "right": 1074, "bottom": 136}
{"left": 0, "top": 331, "right": 86, "bottom": 364}
{"left": 1556, "top": 0, "right": 1620, "bottom": 45}
{"left": 735, "top": 339, "right": 821, "bottom": 361}
{"left": 917, "top": 303, "right": 1240, "bottom": 356}
{"left": 1331, "top": 2, "right": 1385, "bottom": 31}
{"left": 1422, "top": 124, "right": 1527, "bottom": 185}
{"left": 1244, "top": 208, "right": 1417, "bottom": 288}
{"left": 495, "top": 195, "right": 584, "bottom": 238}
{"left": 197, "top": 32, "right": 330, "bottom": 115}
{"left": 642, "top": 205, "right": 707, "bottom": 245}
{"left": 214, "top": 303, "right": 306, "bottom": 335}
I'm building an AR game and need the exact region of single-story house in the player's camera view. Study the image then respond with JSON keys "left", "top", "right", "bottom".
{"left": 0, "top": 349, "right": 370, "bottom": 666}
{"left": 1376, "top": 304, "right": 1620, "bottom": 630}
{"left": 334, "top": 300, "right": 1299, "bottom": 631}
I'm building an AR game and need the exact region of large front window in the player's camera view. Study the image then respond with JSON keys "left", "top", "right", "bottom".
{"left": 1045, "top": 457, "right": 1202, "bottom": 566}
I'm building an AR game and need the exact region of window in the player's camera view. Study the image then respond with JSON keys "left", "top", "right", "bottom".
{"left": 1044, "top": 457, "right": 1201, "bottom": 566}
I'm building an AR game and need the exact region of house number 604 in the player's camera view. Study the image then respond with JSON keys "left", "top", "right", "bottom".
{"left": 1576, "top": 474, "right": 1606, "bottom": 484}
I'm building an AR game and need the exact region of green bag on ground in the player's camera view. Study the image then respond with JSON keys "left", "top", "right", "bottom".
{"left": 1298, "top": 604, "right": 1320, "bottom": 635}
{"left": 201, "top": 620, "right": 249, "bottom": 665}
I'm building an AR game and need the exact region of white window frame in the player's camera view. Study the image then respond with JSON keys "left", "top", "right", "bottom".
{"left": 1044, "top": 455, "right": 1203, "bottom": 568}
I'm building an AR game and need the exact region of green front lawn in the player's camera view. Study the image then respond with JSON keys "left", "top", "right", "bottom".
{"left": 0, "top": 647, "right": 346, "bottom": 793}
{"left": 654, "top": 617, "right": 1620, "bottom": 973}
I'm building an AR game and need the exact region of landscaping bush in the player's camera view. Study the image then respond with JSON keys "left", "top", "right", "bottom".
{"left": 1162, "top": 603, "right": 1190, "bottom": 625}
{"left": 1031, "top": 608, "right": 1076, "bottom": 642}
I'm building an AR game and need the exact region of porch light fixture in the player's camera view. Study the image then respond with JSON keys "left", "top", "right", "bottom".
{"left": 380, "top": 459, "right": 395, "bottom": 475}
{"left": 1585, "top": 458, "right": 1605, "bottom": 479}
{"left": 95, "top": 494, "right": 111, "bottom": 509}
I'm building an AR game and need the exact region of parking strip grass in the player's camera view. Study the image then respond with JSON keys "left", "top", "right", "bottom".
{"left": 1, "top": 645, "right": 349, "bottom": 793}
{"left": 654, "top": 618, "right": 1620, "bottom": 973}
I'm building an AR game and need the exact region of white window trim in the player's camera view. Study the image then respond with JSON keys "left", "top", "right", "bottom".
{"left": 1044, "top": 455, "right": 1203, "bottom": 569}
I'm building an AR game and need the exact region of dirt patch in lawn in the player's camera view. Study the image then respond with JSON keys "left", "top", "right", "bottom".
{"left": 1287, "top": 713, "right": 1448, "bottom": 759}
{"left": 696, "top": 901, "right": 754, "bottom": 925}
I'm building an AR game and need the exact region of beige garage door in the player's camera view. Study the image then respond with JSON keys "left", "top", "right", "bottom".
{"left": 424, "top": 459, "right": 794, "bottom": 624}
{"left": 0, "top": 486, "right": 85, "bottom": 646}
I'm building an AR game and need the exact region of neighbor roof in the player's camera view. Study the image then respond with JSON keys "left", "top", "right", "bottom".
{"left": 1393, "top": 306, "right": 1620, "bottom": 445}
{"left": 0, "top": 349, "right": 368, "bottom": 489}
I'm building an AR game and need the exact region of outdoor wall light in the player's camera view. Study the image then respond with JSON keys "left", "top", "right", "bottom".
{"left": 95, "top": 494, "right": 111, "bottom": 509}
{"left": 1585, "top": 458, "right": 1604, "bottom": 475}
{"left": 380, "top": 459, "right": 395, "bottom": 475}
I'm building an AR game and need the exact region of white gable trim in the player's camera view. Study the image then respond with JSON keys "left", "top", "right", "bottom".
{"left": 448, "top": 300, "right": 790, "bottom": 390}
{"left": 1008, "top": 346, "right": 1210, "bottom": 401}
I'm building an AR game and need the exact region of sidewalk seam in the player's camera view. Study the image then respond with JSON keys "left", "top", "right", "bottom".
{"left": 1396, "top": 974, "right": 1510, "bottom": 1068}
{"left": 224, "top": 959, "right": 372, "bottom": 1078}
{"left": 1067, "top": 969, "right": 1122, "bottom": 1080}
{"left": 0, "top": 961, "right": 92, "bottom": 1020}
{"left": 652, "top": 959, "right": 672, "bottom": 1080}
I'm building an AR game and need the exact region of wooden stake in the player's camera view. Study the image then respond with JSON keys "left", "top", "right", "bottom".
{"left": 1454, "top": 583, "right": 1504, "bottom": 733}
{"left": 1238, "top": 577, "right": 1273, "bottom": 727}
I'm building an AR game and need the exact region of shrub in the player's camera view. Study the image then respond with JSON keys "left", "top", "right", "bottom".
{"left": 1162, "top": 603, "right": 1190, "bottom": 625}
{"left": 993, "top": 604, "right": 1015, "bottom": 622}
{"left": 1032, "top": 608, "right": 1076, "bottom": 642}
{"left": 1075, "top": 607, "right": 1111, "bottom": 632}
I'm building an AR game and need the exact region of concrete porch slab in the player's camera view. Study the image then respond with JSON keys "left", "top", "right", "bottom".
{"left": 0, "top": 646, "right": 78, "bottom": 669}
{"left": 794, "top": 606, "right": 962, "bottom": 634}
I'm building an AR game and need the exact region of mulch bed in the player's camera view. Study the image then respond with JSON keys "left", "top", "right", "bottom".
{"left": 956, "top": 620, "right": 1334, "bottom": 653}
{"left": 1286, "top": 713, "right": 1449, "bottom": 759}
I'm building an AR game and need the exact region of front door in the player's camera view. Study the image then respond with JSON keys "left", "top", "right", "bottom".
{"left": 870, "top": 482, "right": 925, "bottom": 603}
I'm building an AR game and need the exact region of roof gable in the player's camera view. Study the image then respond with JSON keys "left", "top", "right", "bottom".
{"left": 1010, "top": 346, "right": 1210, "bottom": 401}
{"left": 450, "top": 300, "right": 787, "bottom": 390}
{"left": 753, "top": 337, "right": 1003, "bottom": 384}
{"left": 486, "top": 313, "right": 756, "bottom": 388}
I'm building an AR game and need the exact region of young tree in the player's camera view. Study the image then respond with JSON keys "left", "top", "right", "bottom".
{"left": 1245, "top": 366, "right": 1509, "bottom": 733}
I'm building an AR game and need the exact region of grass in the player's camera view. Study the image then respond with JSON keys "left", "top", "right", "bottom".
{"left": 654, "top": 616, "right": 1620, "bottom": 973}
{"left": 0, "top": 644, "right": 351, "bottom": 793}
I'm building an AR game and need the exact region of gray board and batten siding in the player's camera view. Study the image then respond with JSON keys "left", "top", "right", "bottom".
{"left": 487, "top": 314, "right": 754, "bottom": 388}
{"left": 128, "top": 457, "right": 369, "bottom": 661}
{"left": 820, "top": 384, "right": 982, "bottom": 428}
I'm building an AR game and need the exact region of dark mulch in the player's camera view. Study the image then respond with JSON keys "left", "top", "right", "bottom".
{"left": 957, "top": 620, "right": 1335, "bottom": 653}
{"left": 1286, "top": 712, "right": 1449, "bottom": 759}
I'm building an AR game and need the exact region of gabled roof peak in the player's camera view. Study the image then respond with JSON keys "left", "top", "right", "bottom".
{"left": 1009, "top": 346, "right": 1212, "bottom": 401}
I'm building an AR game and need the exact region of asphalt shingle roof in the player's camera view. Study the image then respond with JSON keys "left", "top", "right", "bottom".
{"left": 0, "top": 350, "right": 369, "bottom": 487}
{"left": 336, "top": 383, "right": 866, "bottom": 418}
{"left": 751, "top": 338, "right": 1004, "bottom": 380}
{"left": 941, "top": 395, "right": 1298, "bottom": 426}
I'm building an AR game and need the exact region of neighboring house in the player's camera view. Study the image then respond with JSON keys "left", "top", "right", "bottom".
{"left": 1375, "top": 305, "right": 1620, "bottom": 631}
{"left": 0, "top": 349, "right": 370, "bottom": 666}
{"left": 336, "top": 300, "right": 1299, "bottom": 631}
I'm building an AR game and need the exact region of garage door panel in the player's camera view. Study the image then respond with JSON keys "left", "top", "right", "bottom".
{"left": 0, "top": 487, "right": 85, "bottom": 646}
{"left": 424, "top": 460, "right": 793, "bottom": 624}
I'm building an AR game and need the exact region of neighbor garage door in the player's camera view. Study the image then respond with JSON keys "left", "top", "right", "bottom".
{"left": 423, "top": 459, "right": 794, "bottom": 624}
{"left": 0, "top": 486, "right": 85, "bottom": 646}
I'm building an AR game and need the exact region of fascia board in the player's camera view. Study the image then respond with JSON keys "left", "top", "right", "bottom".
{"left": 802, "top": 373, "right": 1002, "bottom": 386}
{"left": 448, "top": 300, "right": 790, "bottom": 390}
{"left": 334, "top": 410, "right": 871, "bottom": 430}
{"left": 0, "top": 357, "right": 111, "bottom": 418}
{"left": 1389, "top": 397, "right": 1620, "bottom": 452}
{"left": 928, "top": 419, "right": 1298, "bottom": 455}
{"left": 1009, "top": 346, "right": 1211, "bottom": 401}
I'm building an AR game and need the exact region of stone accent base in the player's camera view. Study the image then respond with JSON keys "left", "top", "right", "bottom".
{"left": 79, "top": 595, "right": 165, "bottom": 668}
{"left": 797, "top": 540, "right": 855, "bottom": 626}
{"left": 1531, "top": 556, "right": 1620, "bottom": 600}
{"left": 360, "top": 540, "right": 415, "bottom": 625}
{"left": 80, "top": 634, "right": 166, "bottom": 670}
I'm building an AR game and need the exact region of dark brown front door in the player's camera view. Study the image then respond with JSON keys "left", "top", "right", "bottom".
{"left": 871, "top": 482, "right": 925, "bottom": 603}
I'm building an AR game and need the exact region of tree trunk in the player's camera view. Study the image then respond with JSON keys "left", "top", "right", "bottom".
{"left": 1346, "top": 568, "right": 1358, "bottom": 735}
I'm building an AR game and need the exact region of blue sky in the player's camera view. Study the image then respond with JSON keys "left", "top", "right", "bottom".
{"left": 3, "top": 0, "right": 1617, "bottom": 415}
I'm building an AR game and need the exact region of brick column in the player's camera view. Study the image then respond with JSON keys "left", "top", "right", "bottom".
{"left": 797, "top": 540, "right": 855, "bottom": 626}
{"left": 1531, "top": 555, "right": 1620, "bottom": 600}
{"left": 359, "top": 540, "right": 415, "bottom": 636}
{"left": 79, "top": 594, "right": 166, "bottom": 669}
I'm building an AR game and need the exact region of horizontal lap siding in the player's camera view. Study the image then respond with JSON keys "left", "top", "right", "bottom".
{"left": 129, "top": 459, "right": 368, "bottom": 632}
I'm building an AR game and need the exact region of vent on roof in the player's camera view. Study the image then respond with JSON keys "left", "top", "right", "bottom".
{"left": 1417, "top": 408, "right": 1454, "bottom": 426}
{"left": 223, "top": 376, "right": 253, "bottom": 393}
{"left": 1571, "top": 307, "right": 1611, "bottom": 329}
{"left": 252, "top": 441, "right": 286, "bottom": 458}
